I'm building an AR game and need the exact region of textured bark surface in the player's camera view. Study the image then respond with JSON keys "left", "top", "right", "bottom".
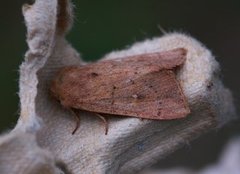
{"left": 0, "top": 0, "right": 236, "bottom": 174}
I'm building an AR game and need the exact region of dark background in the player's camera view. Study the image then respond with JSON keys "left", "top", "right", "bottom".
{"left": 0, "top": 0, "right": 239, "bottom": 170}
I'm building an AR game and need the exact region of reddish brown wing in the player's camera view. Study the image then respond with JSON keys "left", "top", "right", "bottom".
{"left": 51, "top": 48, "right": 190, "bottom": 119}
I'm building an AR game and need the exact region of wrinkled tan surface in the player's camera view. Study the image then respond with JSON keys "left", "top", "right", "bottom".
{"left": 0, "top": 0, "right": 235, "bottom": 174}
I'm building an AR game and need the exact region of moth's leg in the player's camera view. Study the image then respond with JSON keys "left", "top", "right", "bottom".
{"left": 70, "top": 109, "right": 80, "bottom": 135}
{"left": 96, "top": 113, "right": 108, "bottom": 135}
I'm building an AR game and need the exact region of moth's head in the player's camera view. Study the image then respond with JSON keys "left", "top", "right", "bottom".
{"left": 49, "top": 67, "right": 72, "bottom": 102}
{"left": 50, "top": 72, "right": 63, "bottom": 102}
{"left": 50, "top": 66, "right": 80, "bottom": 108}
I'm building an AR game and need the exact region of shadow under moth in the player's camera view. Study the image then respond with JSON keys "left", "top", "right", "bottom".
{"left": 50, "top": 48, "right": 190, "bottom": 135}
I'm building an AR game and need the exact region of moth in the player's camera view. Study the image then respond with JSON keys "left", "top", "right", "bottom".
{"left": 50, "top": 48, "right": 190, "bottom": 134}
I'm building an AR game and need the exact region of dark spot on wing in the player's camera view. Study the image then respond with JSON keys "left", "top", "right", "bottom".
{"left": 157, "top": 110, "right": 162, "bottom": 116}
{"left": 90, "top": 72, "right": 99, "bottom": 77}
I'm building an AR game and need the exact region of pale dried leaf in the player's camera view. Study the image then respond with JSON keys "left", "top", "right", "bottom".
{"left": 140, "top": 137, "right": 240, "bottom": 174}
{"left": 0, "top": 131, "right": 63, "bottom": 174}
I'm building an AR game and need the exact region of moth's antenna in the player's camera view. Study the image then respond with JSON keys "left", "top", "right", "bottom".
{"left": 157, "top": 25, "right": 167, "bottom": 35}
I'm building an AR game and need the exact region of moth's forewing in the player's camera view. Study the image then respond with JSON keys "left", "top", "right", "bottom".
{"left": 64, "top": 70, "right": 189, "bottom": 119}
{"left": 51, "top": 48, "right": 190, "bottom": 119}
